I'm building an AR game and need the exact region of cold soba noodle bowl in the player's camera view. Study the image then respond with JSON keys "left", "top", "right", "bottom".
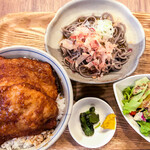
{"left": 60, "top": 13, "right": 132, "bottom": 78}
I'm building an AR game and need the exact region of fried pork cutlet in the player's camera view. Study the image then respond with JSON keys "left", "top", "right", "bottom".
{"left": 0, "top": 57, "right": 58, "bottom": 100}
{"left": 0, "top": 57, "right": 59, "bottom": 145}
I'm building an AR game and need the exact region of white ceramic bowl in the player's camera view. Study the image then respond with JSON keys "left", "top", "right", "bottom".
{"left": 68, "top": 97, "right": 116, "bottom": 148}
{"left": 113, "top": 74, "right": 150, "bottom": 142}
{"left": 45, "top": 0, "right": 145, "bottom": 84}
{"left": 0, "top": 46, "right": 73, "bottom": 150}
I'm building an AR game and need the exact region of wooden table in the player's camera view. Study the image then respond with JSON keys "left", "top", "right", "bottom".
{"left": 0, "top": 0, "right": 150, "bottom": 149}
{"left": 0, "top": 0, "right": 150, "bottom": 15}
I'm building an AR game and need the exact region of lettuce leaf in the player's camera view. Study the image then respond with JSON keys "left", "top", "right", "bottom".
{"left": 122, "top": 77, "right": 150, "bottom": 115}
{"left": 137, "top": 121, "right": 150, "bottom": 136}
{"left": 122, "top": 86, "right": 133, "bottom": 105}
{"left": 123, "top": 88, "right": 148, "bottom": 114}
{"left": 135, "top": 77, "right": 149, "bottom": 86}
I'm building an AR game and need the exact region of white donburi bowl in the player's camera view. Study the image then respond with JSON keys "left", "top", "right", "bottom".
{"left": 45, "top": 0, "right": 145, "bottom": 84}
{"left": 68, "top": 97, "right": 116, "bottom": 148}
{"left": 0, "top": 46, "right": 73, "bottom": 150}
{"left": 113, "top": 74, "right": 150, "bottom": 142}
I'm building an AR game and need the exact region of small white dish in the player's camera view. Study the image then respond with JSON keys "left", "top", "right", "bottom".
{"left": 68, "top": 97, "right": 116, "bottom": 148}
{"left": 113, "top": 74, "right": 150, "bottom": 142}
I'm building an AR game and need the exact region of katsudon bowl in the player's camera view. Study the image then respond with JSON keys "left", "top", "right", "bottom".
{"left": 45, "top": 0, "right": 145, "bottom": 84}
{"left": 0, "top": 46, "right": 73, "bottom": 150}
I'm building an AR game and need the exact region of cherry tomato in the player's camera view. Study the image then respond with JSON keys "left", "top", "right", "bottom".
{"left": 129, "top": 111, "right": 136, "bottom": 116}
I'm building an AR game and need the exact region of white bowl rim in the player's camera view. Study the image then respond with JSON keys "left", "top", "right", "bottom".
{"left": 45, "top": 0, "right": 145, "bottom": 84}
{"left": 0, "top": 45, "right": 74, "bottom": 149}
{"left": 68, "top": 97, "right": 116, "bottom": 148}
{"left": 113, "top": 74, "right": 150, "bottom": 142}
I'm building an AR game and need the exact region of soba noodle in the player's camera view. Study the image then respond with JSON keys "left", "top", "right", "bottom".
{"left": 60, "top": 13, "right": 131, "bottom": 78}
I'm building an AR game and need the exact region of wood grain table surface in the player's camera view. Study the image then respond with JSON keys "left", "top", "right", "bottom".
{"left": 0, "top": 0, "right": 150, "bottom": 150}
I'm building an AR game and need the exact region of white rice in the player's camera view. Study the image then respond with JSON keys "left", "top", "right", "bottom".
{"left": 0, "top": 94, "right": 65, "bottom": 150}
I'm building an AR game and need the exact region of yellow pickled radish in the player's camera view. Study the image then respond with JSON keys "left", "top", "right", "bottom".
{"left": 101, "top": 114, "right": 116, "bottom": 130}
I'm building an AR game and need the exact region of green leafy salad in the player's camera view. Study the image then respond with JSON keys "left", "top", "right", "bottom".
{"left": 122, "top": 77, "right": 150, "bottom": 136}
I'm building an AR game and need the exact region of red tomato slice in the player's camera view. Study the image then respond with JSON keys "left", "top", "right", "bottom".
{"left": 129, "top": 111, "right": 136, "bottom": 116}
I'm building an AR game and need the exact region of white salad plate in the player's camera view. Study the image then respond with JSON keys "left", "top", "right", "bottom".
{"left": 68, "top": 97, "right": 116, "bottom": 148}
{"left": 113, "top": 74, "right": 150, "bottom": 142}
{"left": 45, "top": 0, "right": 145, "bottom": 84}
